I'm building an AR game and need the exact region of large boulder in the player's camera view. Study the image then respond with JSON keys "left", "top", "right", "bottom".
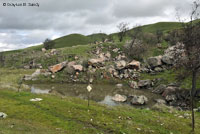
{"left": 126, "top": 60, "right": 140, "bottom": 70}
{"left": 88, "top": 58, "right": 105, "bottom": 67}
{"left": 147, "top": 56, "right": 162, "bottom": 68}
{"left": 138, "top": 79, "right": 152, "bottom": 88}
{"left": 49, "top": 61, "right": 67, "bottom": 73}
{"left": 112, "top": 94, "right": 127, "bottom": 102}
{"left": 131, "top": 95, "right": 148, "bottom": 105}
{"left": 64, "top": 61, "right": 76, "bottom": 74}
{"left": 161, "top": 55, "right": 174, "bottom": 65}
{"left": 163, "top": 42, "right": 185, "bottom": 64}
{"left": 115, "top": 60, "right": 126, "bottom": 70}
{"left": 162, "top": 86, "right": 178, "bottom": 97}
{"left": 164, "top": 42, "right": 185, "bottom": 57}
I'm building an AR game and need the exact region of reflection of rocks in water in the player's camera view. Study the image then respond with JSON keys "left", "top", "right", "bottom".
{"left": 31, "top": 86, "right": 50, "bottom": 94}
{"left": 30, "top": 84, "right": 162, "bottom": 108}
{"left": 99, "top": 96, "right": 117, "bottom": 106}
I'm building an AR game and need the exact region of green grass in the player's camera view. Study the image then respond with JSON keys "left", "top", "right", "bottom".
{"left": 139, "top": 22, "right": 183, "bottom": 33}
{"left": 54, "top": 34, "right": 91, "bottom": 49}
{"left": 140, "top": 70, "right": 176, "bottom": 84}
{"left": 0, "top": 68, "right": 34, "bottom": 90}
{"left": 1, "top": 68, "right": 200, "bottom": 133}
{"left": 87, "top": 33, "right": 108, "bottom": 43}
{"left": 0, "top": 89, "right": 200, "bottom": 134}
{"left": 141, "top": 69, "right": 200, "bottom": 89}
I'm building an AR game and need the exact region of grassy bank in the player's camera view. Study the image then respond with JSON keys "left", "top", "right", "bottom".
{"left": 1, "top": 89, "right": 200, "bottom": 134}
{"left": 0, "top": 68, "right": 34, "bottom": 90}
{"left": 0, "top": 68, "right": 200, "bottom": 133}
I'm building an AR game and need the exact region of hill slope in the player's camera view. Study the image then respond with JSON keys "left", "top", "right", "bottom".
{"left": 0, "top": 21, "right": 184, "bottom": 54}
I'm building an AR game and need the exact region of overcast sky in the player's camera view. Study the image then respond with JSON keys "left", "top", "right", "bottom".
{"left": 0, "top": 0, "right": 195, "bottom": 52}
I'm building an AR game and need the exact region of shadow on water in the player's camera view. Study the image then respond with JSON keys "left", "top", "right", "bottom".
{"left": 30, "top": 83, "right": 162, "bottom": 108}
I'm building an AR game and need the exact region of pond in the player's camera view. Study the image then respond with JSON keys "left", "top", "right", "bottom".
{"left": 30, "top": 83, "right": 162, "bottom": 108}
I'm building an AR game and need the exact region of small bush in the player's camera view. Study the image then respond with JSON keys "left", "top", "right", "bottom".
{"left": 43, "top": 38, "right": 55, "bottom": 50}
{"left": 124, "top": 39, "right": 148, "bottom": 61}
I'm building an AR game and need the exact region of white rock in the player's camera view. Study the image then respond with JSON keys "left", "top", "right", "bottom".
{"left": 112, "top": 94, "right": 127, "bottom": 102}
{"left": 0, "top": 112, "right": 7, "bottom": 119}
{"left": 30, "top": 98, "right": 43, "bottom": 102}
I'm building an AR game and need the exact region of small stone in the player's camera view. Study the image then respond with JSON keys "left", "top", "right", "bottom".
{"left": 30, "top": 98, "right": 43, "bottom": 102}
{"left": 0, "top": 112, "right": 7, "bottom": 119}
{"left": 51, "top": 75, "right": 55, "bottom": 79}
{"left": 137, "top": 128, "right": 141, "bottom": 131}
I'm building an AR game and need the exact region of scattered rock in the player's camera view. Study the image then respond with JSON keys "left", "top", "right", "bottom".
{"left": 88, "top": 58, "right": 105, "bottom": 67}
{"left": 138, "top": 79, "right": 152, "bottom": 89}
{"left": 30, "top": 98, "right": 43, "bottom": 102}
{"left": 154, "top": 67, "right": 163, "bottom": 72}
{"left": 112, "top": 48, "right": 120, "bottom": 53}
{"left": 112, "top": 94, "right": 127, "bottom": 102}
{"left": 129, "top": 81, "right": 138, "bottom": 89}
{"left": 131, "top": 95, "right": 148, "bottom": 105}
{"left": 41, "top": 48, "right": 46, "bottom": 52}
{"left": 72, "top": 65, "right": 83, "bottom": 72}
{"left": 51, "top": 75, "right": 55, "bottom": 79}
{"left": 24, "top": 65, "right": 31, "bottom": 69}
{"left": 50, "top": 49, "right": 57, "bottom": 55}
{"left": 147, "top": 55, "right": 162, "bottom": 68}
{"left": 127, "top": 60, "right": 140, "bottom": 70}
{"left": 74, "top": 56, "right": 79, "bottom": 60}
{"left": 154, "top": 99, "right": 166, "bottom": 105}
{"left": 162, "top": 86, "right": 178, "bottom": 97}
{"left": 105, "top": 52, "right": 111, "bottom": 59}
{"left": 115, "top": 60, "right": 126, "bottom": 70}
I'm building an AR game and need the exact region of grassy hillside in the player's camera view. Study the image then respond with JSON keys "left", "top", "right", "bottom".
{"left": 1, "top": 89, "right": 200, "bottom": 134}
{"left": 140, "top": 22, "right": 183, "bottom": 33}
{"left": 54, "top": 34, "right": 90, "bottom": 48}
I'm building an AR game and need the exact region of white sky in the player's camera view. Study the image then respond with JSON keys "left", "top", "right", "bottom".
{"left": 0, "top": 0, "right": 196, "bottom": 52}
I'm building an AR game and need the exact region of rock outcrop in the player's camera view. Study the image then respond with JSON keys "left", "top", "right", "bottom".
{"left": 49, "top": 61, "right": 67, "bottom": 73}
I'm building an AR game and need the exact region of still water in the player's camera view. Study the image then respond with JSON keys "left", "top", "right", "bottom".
{"left": 30, "top": 83, "right": 162, "bottom": 107}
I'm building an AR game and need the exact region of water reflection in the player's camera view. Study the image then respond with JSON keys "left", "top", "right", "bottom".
{"left": 30, "top": 83, "right": 162, "bottom": 107}
{"left": 31, "top": 86, "right": 50, "bottom": 94}
{"left": 99, "top": 96, "right": 118, "bottom": 106}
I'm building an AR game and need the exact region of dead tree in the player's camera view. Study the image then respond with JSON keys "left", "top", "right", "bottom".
{"left": 117, "top": 22, "right": 129, "bottom": 42}
{"left": 175, "top": 1, "right": 200, "bottom": 132}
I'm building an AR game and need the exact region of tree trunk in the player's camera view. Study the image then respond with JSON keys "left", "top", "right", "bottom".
{"left": 191, "top": 71, "right": 197, "bottom": 132}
